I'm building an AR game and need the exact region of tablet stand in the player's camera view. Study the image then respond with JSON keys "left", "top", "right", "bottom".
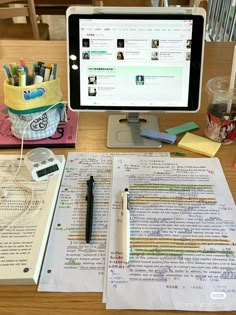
{"left": 107, "top": 112, "right": 162, "bottom": 148}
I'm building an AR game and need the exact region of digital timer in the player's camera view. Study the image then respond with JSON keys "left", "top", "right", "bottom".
{"left": 24, "top": 148, "right": 63, "bottom": 181}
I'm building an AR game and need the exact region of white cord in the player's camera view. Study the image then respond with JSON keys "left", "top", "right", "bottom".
{"left": 15, "top": 101, "right": 67, "bottom": 178}
{"left": 0, "top": 101, "right": 67, "bottom": 235}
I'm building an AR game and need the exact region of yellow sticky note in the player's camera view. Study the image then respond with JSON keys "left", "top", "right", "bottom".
{"left": 177, "top": 132, "right": 221, "bottom": 157}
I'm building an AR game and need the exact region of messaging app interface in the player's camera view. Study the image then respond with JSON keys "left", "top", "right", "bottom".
{"left": 79, "top": 19, "right": 193, "bottom": 107}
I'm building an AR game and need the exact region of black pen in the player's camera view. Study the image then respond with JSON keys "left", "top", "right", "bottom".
{"left": 85, "top": 176, "right": 95, "bottom": 243}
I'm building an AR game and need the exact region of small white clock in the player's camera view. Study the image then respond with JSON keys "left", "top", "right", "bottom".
{"left": 24, "top": 148, "right": 62, "bottom": 181}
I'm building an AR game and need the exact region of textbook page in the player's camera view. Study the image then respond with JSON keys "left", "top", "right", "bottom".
{"left": 106, "top": 157, "right": 236, "bottom": 311}
{"left": 38, "top": 152, "right": 169, "bottom": 292}
{"left": 0, "top": 155, "right": 65, "bottom": 285}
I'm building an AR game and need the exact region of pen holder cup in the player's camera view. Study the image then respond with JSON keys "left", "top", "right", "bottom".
{"left": 3, "top": 79, "right": 65, "bottom": 140}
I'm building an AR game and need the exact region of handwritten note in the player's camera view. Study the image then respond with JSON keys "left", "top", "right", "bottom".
{"left": 38, "top": 152, "right": 169, "bottom": 292}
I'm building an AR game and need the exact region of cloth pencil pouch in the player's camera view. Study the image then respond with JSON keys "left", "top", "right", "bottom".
{"left": 3, "top": 79, "right": 65, "bottom": 140}
{"left": 4, "top": 79, "right": 62, "bottom": 112}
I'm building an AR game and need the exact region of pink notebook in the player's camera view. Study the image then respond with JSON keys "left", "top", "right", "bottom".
{"left": 0, "top": 104, "right": 79, "bottom": 148}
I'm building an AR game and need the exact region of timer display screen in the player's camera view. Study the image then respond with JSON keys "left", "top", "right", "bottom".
{"left": 36, "top": 164, "right": 59, "bottom": 178}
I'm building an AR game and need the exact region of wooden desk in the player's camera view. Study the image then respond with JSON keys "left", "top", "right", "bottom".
{"left": 0, "top": 40, "right": 235, "bottom": 315}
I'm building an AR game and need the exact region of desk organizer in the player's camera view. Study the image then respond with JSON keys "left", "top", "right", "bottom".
{"left": 3, "top": 79, "right": 65, "bottom": 140}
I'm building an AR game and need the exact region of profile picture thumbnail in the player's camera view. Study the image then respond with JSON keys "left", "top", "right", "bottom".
{"left": 186, "top": 52, "right": 191, "bottom": 61}
{"left": 82, "top": 51, "right": 90, "bottom": 60}
{"left": 136, "top": 75, "right": 144, "bottom": 85}
{"left": 186, "top": 39, "right": 192, "bottom": 48}
{"left": 88, "top": 76, "right": 97, "bottom": 84}
{"left": 117, "top": 39, "right": 124, "bottom": 48}
{"left": 151, "top": 52, "right": 159, "bottom": 60}
{"left": 117, "top": 51, "right": 124, "bottom": 60}
{"left": 88, "top": 87, "right": 97, "bottom": 96}
{"left": 152, "top": 39, "right": 159, "bottom": 48}
{"left": 82, "top": 38, "right": 90, "bottom": 47}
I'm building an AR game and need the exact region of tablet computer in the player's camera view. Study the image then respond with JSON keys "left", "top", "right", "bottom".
{"left": 66, "top": 6, "right": 206, "bottom": 113}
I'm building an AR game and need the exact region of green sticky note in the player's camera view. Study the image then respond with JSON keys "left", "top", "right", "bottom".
{"left": 165, "top": 122, "right": 199, "bottom": 135}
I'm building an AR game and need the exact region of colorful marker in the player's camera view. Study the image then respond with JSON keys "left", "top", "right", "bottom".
{"left": 3, "top": 65, "right": 12, "bottom": 80}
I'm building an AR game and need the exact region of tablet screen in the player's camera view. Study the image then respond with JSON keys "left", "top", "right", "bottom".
{"left": 67, "top": 9, "right": 205, "bottom": 112}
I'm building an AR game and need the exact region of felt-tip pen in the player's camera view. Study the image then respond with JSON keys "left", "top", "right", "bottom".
{"left": 3, "top": 65, "right": 12, "bottom": 80}
{"left": 18, "top": 71, "right": 26, "bottom": 87}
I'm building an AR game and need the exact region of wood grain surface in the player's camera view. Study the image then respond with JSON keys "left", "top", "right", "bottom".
{"left": 0, "top": 40, "right": 235, "bottom": 315}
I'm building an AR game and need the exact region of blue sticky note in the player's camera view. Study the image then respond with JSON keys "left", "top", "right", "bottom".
{"left": 140, "top": 129, "right": 176, "bottom": 144}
